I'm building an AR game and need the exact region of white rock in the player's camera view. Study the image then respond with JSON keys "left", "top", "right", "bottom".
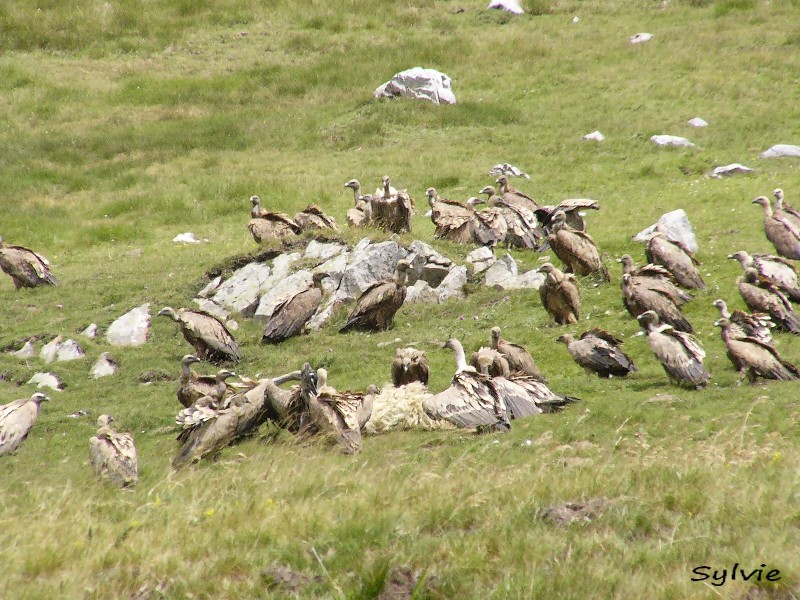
{"left": 651, "top": 135, "right": 695, "bottom": 148}
{"left": 487, "top": 0, "right": 524, "bottom": 14}
{"left": 509, "top": 269, "right": 546, "bottom": 290}
{"left": 254, "top": 270, "right": 313, "bottom": 321}
{"left": 572, "top": 16, "right": 580, "bottom": 23}
{"left": 306, "top": 300, "right": 337, "bottom": 332}
{"left": 408, "top": 240, "right": 451, "bottom": 265}
{"left": 405, "top": 280, "right": 440, "bottom": 304}
{"left": 172, "top": 232, "right": 203, "bottom": 244}
{"left": 271, "top": 252, "right": 302, "bottom": 279}
{"left": 630, "top": 32, "right": 653, "bottom": 44}
{"left": 487, "top": 163, "right": 530, "bottom": 180}
{"left": 225, "top": 319, "right": 239, "bottom": 331}
{"left": 106, "top": 303, "right": 151, "bottom": 347}
{"left": 27, "top": 372, "right": 62, "bottom": 391}
{"left": 304, "top": 240, "right": 345, "bottom": 261}
{"left": 466, "top": 246, "right": 496, "bottom": 272}
{"left": 80, "top": 323, "right": 98, "bottom": 339}
{"left": 374, "top": 67, "right": 456, "bottom": 105}
{"left": 11, "top": 339, "right": 36, "bottom": 358}
{"left": 55, "top": 339, "right": 85, "bottom": 362}
{"left": 91, "top": 352, "right": 118, "bottom": 379}
{"left": 633, "top": 209, "right": 698, "bottom": 253}
{"left": 761, "top": 144, "right": 800, "bottom": 158}
{"left": 582, "top": 130, "right": 605, "bottom": 142}
{"left": 485, "top": 254, "right": 518, "bottom": 288}
{"left": 313, "top": 252, "right": 350, "bottom": 293}
{"left": 335, "top": 241, "right": 408, "bottom": 301}
{"left": 197, "top": 276, "right": 222, "bottom": 298}
{"left": 438, "top": 266, "right": 467, "bottom": 302}
{"left": 192, "top": 298, "right": 230, "bottom": 320}
{"left": 40, "top": 337, "right": 63, "bottom": 363}
{"left": 688, "top": 117, "right": 708, "bottom": 127}
{"left": 710, "top": 163, "right": 754, "bottom": 178}
{"left": 210, "top": 262, "right": 272, "bottom": 314}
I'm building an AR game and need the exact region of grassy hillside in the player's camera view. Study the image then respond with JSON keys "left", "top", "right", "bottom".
{"left": 1, "top": 0, "right": 799, "bottom": 598}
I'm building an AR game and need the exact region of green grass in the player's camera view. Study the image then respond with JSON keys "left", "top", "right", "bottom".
{"left": 1, "top": 0, "right": 800, "bottom": 598}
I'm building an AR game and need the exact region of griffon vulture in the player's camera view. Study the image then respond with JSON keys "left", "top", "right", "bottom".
{"left": 89, "top": 415, "right": 139, "bottom": 487}
{"left": 495, "top": 176, "right": 539, "bottom": 212}
{"left": 556, "top": 329, "right": 637, "bottom": 378}
{"left": 728, "top": 251, "right": 800, "bottom": 303}
{"left": 645, "top": 230, "right": 706, "bottom": 290}
{"left": 177, "top": 355, "right": 235, "bottom": 408}
{"left": 0, "top": 393, "right": 49, "bottom": 457}
{"left": 489, "top": 326, "right": 545, "bottom": 381}
{"left": 261, "top": 272, "right": 326, "bottom": 344}
{"left": 344, "top": 179, "right": 373, "bottom": 227}
{"left": 538, "top": 263, "right": 580, "bottom": 325}
{"left": 391, "top": 347, "right": 429, "bottom": 386}
{"left": 534, "top": 199, "right": 600, "bottom": 232}
{"left": 478, "top": 186, "right": 540, "bottom": 249}
{"left": 716, "top": 318, "right": 800, "bottom": 383}
{"left": 370, "top": 176, "right": 413, "bottom": 233}
{"left": 426, "top": 188, "right": 476, "bottom": 244}
{"left": 0, "top": 236, "right": 59, "bottom": 289}
{"left": 340, "top": 260, "right": 409, "bottom": 333}
{"left": 774, "top": 188, "right": 800, "bottom": 226}
{"left": 248, "top": 195, "right": 302, "bottom": 242}
{"left": 469, "top": 197, "right": 508, "bottom": 248}
{"left": 712, "top": 299, "right": 774, "bottom": 347}
{"left": 752, "top": 195, "right": 800, "bottom": 260}
{"left": 294, "top": 205, "right": 338, "bottom": 232}
{"left": 637, "top": 311, "right": 709, "bottom": 389}
{"left": 547, "top": 211, "right": 610, "bottom": 281}
{"left": 158, "top": 307, "right": 242, "bottom": 363}
{"left": 737, "top": 268, "right": 800, "bottom": 334}
{"left": 621, "top": 273, "right": 693, "bottom": 333}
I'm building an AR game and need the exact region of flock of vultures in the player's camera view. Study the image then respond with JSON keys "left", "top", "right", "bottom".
{"left": 2, "top": 179, "right": 800, "bottom": 487}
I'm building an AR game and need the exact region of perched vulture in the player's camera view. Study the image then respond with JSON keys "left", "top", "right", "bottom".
{"left": 712, "top": 299, "right": 774, "bottom": 347}
{"left": 89, "top": 415, "right": 138, "bottom": 487}
{"left": 752, "top": 195, "right": 800, "bottom": 260}
{"left": 261, "top": 272, "right": 326, "bottom": 344}
{"left": 637, "top": 311, "right": 709, "bottom": 389}
{"left": 774, "top": 188, "right": 800, "bottom": 226}
{"left": 0, "top": 392, "right": 48, "bottom": 457}
{"left": 479, "top": 186, "right": 540, "bottom": 249}
{"left": 391, "top": 347, "right": 430, "bottom": 386}
{"left": 621, "top": 273, "right": 693, "bottom": 333}
{"left": 0, "top": 236, "right": 59, "bottom": 290}
{"left": 344, "top": 179, "right": 373, "bottom": 227}
{"left": 374, "top": 175, "right": 398, "bottom": 198}
{"left": 248, "top": 195, "right": 301, "bottom": 243}
{"left": 495, "top": 176, "right": 539, "bottom": 212}
{"left": 547, "top": 211, "right": 610, "bottom": 281}
{"left": 176, "top": 355, "right": 235, "bottom": 408}
{"left": 340, "top": 260, "right": 409, "bottom": 333}
{"left": 716, "top": 318, "right": 800, "bottom": 383}
{"left": 294, "top": 205, "right": 338, "bottom": 232}
{"left": 370, "top": 176, "right": 413, "bottom": 233}
{"left": 737, "top": 268, "right": 800, "bottom": 334}
{"left": 646, "top": 230, "right": 706, "bottom": 290}
{"left": 728, "top": 251, "right": 800, "bottom": 303}
{"left": 469, "top": 346, "right": 511, "bottom": 378}
{"left": 538, "top": 263, "right": 580, "bottom": 325}
{"left": 426, "top": 188, "right": 475, "bottom": 244}
{"left": 158, "top": 306, "right": 242, "bottom": 363}
{"left": 618, "top": 255, "right": 692, "bottom": 306}
{"left": 534, "top": 199, "right": 600, "bottom": 232}
{"left": 469, "top": 197, "right": 508, "bottom": 248}
{"left": 557, "top": 329, "right": 637, "bottom": 378}
{"left": 489, "top": 326, "right": 545, "bottom": 381}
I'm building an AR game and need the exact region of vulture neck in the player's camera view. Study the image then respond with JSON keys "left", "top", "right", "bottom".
{"left": 760, "top": 202, "right": 773, "bottom": 218}
{"left": 449, "top": 340, "right": 469, "bottom": 373}
{"left": 394, "top": 268, "right": 408, "bottom": 286}
{"left": 717, "top": 303, "right": 731, "bottom": 319}
{"left": 350, "top": 185, "right": 361, "bottom": 206}
{"left": 180, "top": 360, "right": 193, "bottom": 383}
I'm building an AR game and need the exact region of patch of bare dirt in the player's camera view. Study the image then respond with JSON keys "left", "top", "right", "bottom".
{"left": 540, "top": 497, "right": 610, "bottom": 525}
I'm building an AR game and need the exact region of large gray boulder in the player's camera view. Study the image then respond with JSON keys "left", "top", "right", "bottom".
{"left": 485, "top": 254, "right": 518, "bottom": 288}
{"left": 254, "top": 270, "right": 314, "bottom": 321}
{"left": 210, "top": 262, "right": 272, "bottom": 314}
{"left": 467, "top": 247, "right": 496, "bottom": 274}
{"left": 335, "top": 240, "right": 408, "bottom": 302}
{"left": 405, "top": 280, "right": 441, "bottom": 304}
{"left": 438, "top": 266, "right": 467, "bottom": 302}
{"left": 304, "top": 240, "right": 346, "bottom": 261}
{"left": 374, "top": 67, "right": 456, "bottom": 105}
{"left": 107, "top": 303, "right": 151, "bottom": 347}
{"left": 633, "top": 209, "right": 698, "bottom": 253}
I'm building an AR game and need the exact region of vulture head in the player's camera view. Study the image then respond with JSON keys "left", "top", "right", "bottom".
{"left": 556, "top": 334, "right": 575, "bottom": 345}
{"left": 425, "top": 187, "right": 437, "bottom": 203}
{"left": 616, "top": 254, "right": 634, "bottom": 273}
{"left": 382, "top": 175, "right": 391, "bottom": 191}
{"left": 479, "top": 185, "right": 496, "bottom": 198}
{"left": 774, "top": 188, "right": 784, "bottom": 205}
{"left": 549, "top": 210, "right": 567, "bottom": 230}
{"left": 344, "top": 179, "right": 360, "bottom": 191}
{"left": 182, "top": 354, "right": 202, "bottom": 367}
{"left": 366, "top": 384, "right": 379, "bottom": 395}
{"left": 315, "top": 368, "right": 336, "bottom": 395}
{"left": 637, "top": 310, "right": 660, "bottom": 331}
{"left": 467, "top": 197, "right": 485, "bottom": 209}
{"left": 490, "top": 326, "right": 501, "bottom": 348}
{"left": 395, "top": 347, "right": 425, "bottom": 374}
{"left": 727, "top": 251, "right": 751, "bottom": 269}
{"left": 394, "top": 259, "right": 411, "bottom": 283}
{"left": 215, "top": 369, "right": 236, "bottom": 383}
{"left": 621, "top": 273, "right": 633, "bottom": 290}
{"left": 97, "top": 414, "right": 114, "bottom": 428}
{"left": 250, "top": 195, "right": 261, "bottom": 207}
{"left": 473, "top": 349, "right": 495, "bottom": 376}
{"left": 537, "top": 263, "right": 556, "bottom": 277}
{"left": 712, "top": 299, "right": 731, "bottom": 318}
{"left": 495, "top": 176, "right": 509, "bottom": 190}
{"left": 31, "top": 392, "right": 50, "bottom": 404}
{"left": 713, "top": 317, "right": 731, "bottom": 329}
{"left": 752, "top": 196, "right": 772, "bottom": 215}
{"left": 157, "top": 307, "right": 179, "bottom": 321}
{"left": 312, "top": 271, "right": 328, "bottom": 287}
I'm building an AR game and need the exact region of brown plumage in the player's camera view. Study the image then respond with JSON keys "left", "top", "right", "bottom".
{"left": 248, "top": 195, "right": 301, "bottom": 242}
{"left": 344, "top": 179, "right": 372, "bottom": 227}
{"left": 370, "top": 176, "right": 413, "bottom": 233}
{"left": 538, "top": 263, "right": 580, "bottom": 325}
{"left": 752, "top": 195, "right": 800, "bottom": 260}
{"left": 646, "top": 230, "right": 706, "bottom": 290}
{"left": 261, "top": 272, "right": 326, "bottom": 344}
{"left": 294, "top": 205, "right": 338, "bottom": 232}
{"left": 479, "top": 186, "right": 540, "bottom": 249}
{"left": 158, "top": 306, "right": 242, "bottom": 363}
{"left": 716, "top": 318, "right": 800, "bottom": 383}
{"left": 534, "top": 199, "right": 600, "bottom": 232}
{"left": 89, "top": 415, "right": 138, "bottom": 487}
{"left": 391, "top": 347, "right": 430, "bottom": 386}
{"left": 0, "top": 392, "right": 48, "bottom": 457}
{"left": 176, "top": 355, "right": 235, "bottom": 408}
{"left": 774, "top": 188, "right": 800, "bottom": 225}
{"left": 621, "top": 273, "right": 693, "bottom": 333}
{"left": 618, "top": 255, "right": 692, "bottom": 306}
{"left": 557, "top": 329, "right": 637, "bottom": 378}
{"left": 495, "top": 176, "right": 539, "bottom": 212}
{"left": 469, "top": 346, "right": 511, "bottom": 377}
{"left": 0, "top": 236, "right": 59, "bottom": 290}
{"left": 737, "top": 268, "right": 800, "bottom": 334}
{"left": 712, "top": 299, "right": 774, "bottom": 347}
{"left": 340, "top": 260, "right": 409, "bottom": 333}
{"left": 637, "top": 311, "right": 709, "bottom": 389}
{"left": 729, "top": 250, "right": 800, "bottom": 303}
{"left": 490, "top": 326, "right": 545, "bottom": 381}
{"left": 426, "top": 188, "right": 475, "bottom": 244}
{"left": 469, "top": 197, "right": 508, "bottom": 248}
{"left": 548, "top": 211, "right": 610, "bottom": 281}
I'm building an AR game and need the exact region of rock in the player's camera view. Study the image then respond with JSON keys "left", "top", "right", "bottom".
{"left": 487, "top": 0, "right": 523, "bottom": 14}
{"left": 80, "top": 323, "right": 98, "bottom": 339}
{"left": 172, "top": 232, "right": 204, "bottom": 244}
{"left": 106, "top": 303, "right": 151, "bottom": 347}
{"left": 403, "top": 252, "right": 428, "bottom": 285}
{"left": 225, "top": 319, "right": 239, "bottom": 331}
{"left": 336, "top": 240, "right": 408, "bottom": 301}
{"left": 405, "top": 280, "right": 440, "bottom": 304}
{"left": 633, "top": 209, "right": 698, "bottom": 253}
{"left": 55, "top": 339, "right": 85, "bottom": 362}
{"left": 485, "top": 254, "right": 518, "bottom": 288}
{"left": 305, "top": 300, "right": 337, "bottom": 332}
{"left": 254, "top": 270, "right": 313, "bottom": 321}
{"left": 688, "top": 117, "right": 708, "bottom": 127}
{"left": 197, "top": 276, "right": 222, "bottom": 298}
{"left": 467, "top": 247, "right": 496, "bottom": 274}
{"left": 210, "top": 262, "right": 272, "bottom": 315}
{"left": 710, "top": 163, "right": 754, "bottom": 178}
{"left": 68, "top": 410, "right": 90, "bottom": 418}
{"left": 487, "top": 163, "right": 530, "bottom": 179}
{"left": 761, "top": 144, "right": 800, "bottom": 158}
{"left": 313, "top": 252, "right": 350, "bottom": 293}
{"left": 40, "top": 337, "right": 64, "bottom": 363}
{"left": 572, "top": 16, "right": 580, "bottom": 23}
{"left": 91, "top": 352, "right": 119, "bottom": 379}
{"left": 510, "top": 269, "right": 546, "bottom": 290}
{"left": 271, "top": 252, "right": 302, "bottom": 279}
{"left": 27, "top": 372, "right": 62, "bottom": 391}
{"left": 304, "top": 240, "right": 345, "bottom": 261}
{"left": 10, "top": 339, "right": 36, "bottom": 358}
{"left": 630, "top": 32, "right": 653, "bottom": 44}
{"left": 420, "top": 263, "right": 451, "bottom": 288}
{"left": 438, "top": 266, "right": 467, "bottom": 302}
{"left": 192, "top": 298, "right": 231, "bottom": 320}
{"left": 408, "top": 240, "right": 451, "bottom": 266}
{"left": 582, "top": 130, "right": 605, "bottom": 142}
{"left": 650, "top": 134, "right": 695, "bottom": 148}
{"left": 374, "top": 67, "right": 456, "bottom": 105}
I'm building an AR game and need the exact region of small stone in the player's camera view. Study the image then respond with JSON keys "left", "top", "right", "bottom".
{"left": 710, "top": 163, "right": 754, "bottom": 178}
{"left": 487, "top": 0, "right": 523, "bottom": 14}
{"left": 650, "top": 134, "right": 694, "bottom": 148}
{"left": 630, "top": 32, "right": 653, "bottom": 44}
{"left": 40, "top": 337, "right": 63, "bottom": 363}
{"left": 27, "top": 372, "right": 62, "bottom": 391}
{"left": 487, "top": 163, "right": 530, "bottom": 179}
{"left": 172, "top": 232, "right": 203, "bottom": 244}
{"left": 688, "top": 117, "right": 708, "bottom": 127}
{"left": 197, "top": 276, "right": 222, "bottom": 298}
{"left": 55, "top": 339, "right": 85, "bottom": 362}
{"left": 761, "top": 144, "right": 800, "bottom": 158}
{"left": 437, "top": 266, "right": 467, "bottom": 302}
{"left": 11, "top": 339, "right": 36, "bottom": 358}
{"left": 68, "top": 410, "right": 90, "bottom": 418}
{"left": 572, "top": 16, "right": 580, "bottom": 23}
{"left": 91, "top": 352, "right": 119, "bottom": 379}
{"left": 582, "top": 130, "right": 605, "bottom": 142}
{"left": 80, "top": 324, "right": 98, "bottom": 338}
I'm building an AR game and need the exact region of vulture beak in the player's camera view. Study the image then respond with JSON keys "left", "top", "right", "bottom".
{"left": 615, "top": 258, "right": 622, "bottom": 263}
{"left": 726, "top": 254, "right": 735, "bottom": 259}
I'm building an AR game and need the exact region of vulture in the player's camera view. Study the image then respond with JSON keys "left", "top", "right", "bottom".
{"left": 752, "top": 195, "right": 800, "bottom": 260}
{"left": 370, "top": 176, "right": 413, "bottom": 233}
{"left": 375, "top": 175, "right": 398, "bottom": 198}
{"left": 621, "top": 273, "right": 693, "bottom": 333}
{"left": 534, "top": 199, "right": 600, "bottom": 232}
{"left": 469, "top": 346, "right": 512, "bottom": 378}
{"left": 538, "top": 263, "right": 580, "bottom": 325}
{"left": 469, "top": 197, "right": 508, "bottom": 248}
{"left": 489, "top": 326, "right": 545, "bottom": 381}
{"left": 176, "top": 355, "right": 235, "bottom": 408}
{"left": 294, "top": 205, "right": 338, "bottom": 232}
{"left": 0, "top": 236, "right": 59, "bottom": 289}
{"left": 261, "top": 272, "right": 326, "bottom": 344}
{"left": 344, "top": 179, "right": 373, "bottom": 227}
{"left": 495, "top": 176, "right": 539, "bottom": 212}
{"left": 391, "top": 347, "right": 430, "bottom": 386}
{"left": 712, "top": 299, "right": 774, "bottom": 347}
{"left": 89, "top": 415, "right": 139, "bottom": 487}
{"left": 774, "top": 188, "right": 800, "bottom": 226}
{"left": 645, "top": 230, "right": 706, "bottom": 290}
{"left": 426, "top": 188, "right": 475, "bottom": 244}
{"left": 728, "top": 250, "right": 800, "bottom": 303}
{"left": 637, "top": 311, "right": 709, "bottom": 389}
{"left": 158, "top": 306, "right": 242, "bottom": 363}
{"left": 298, "top": 364, "right": 375, "bottom": 454}
{"left": 716, "top": 317, "right": 800, "bottom": 383}
{"left": 618, "top": 255, "right": 692, "bottom": 305}
{"left": 248, "top": 195, "right": 302, "bottom": 243}
{"left": 547, "top": 211, "right": 610, "bottom": 281}
{"left": 339, "top": 260, "right": 409, "bottom": 333}
{"left": 478, "top": 186, "right": 540, "bottom": 249}
{"left": 556, "top": 329, "right": 637, "bottom": 378}
{"left": 737, "top": 268, "right": 800, "bottom": 334}
{"left": 0, "top": 392, "right": 48, "bottom": 457}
